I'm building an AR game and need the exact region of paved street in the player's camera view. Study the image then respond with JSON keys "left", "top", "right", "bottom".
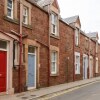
{"left": 50, "top": 81, "right": 100, "bottom": 100}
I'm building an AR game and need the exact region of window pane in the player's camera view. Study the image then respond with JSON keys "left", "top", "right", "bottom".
{"left": 75, "top": 29, "right": 79, "bottom": 45}
{"left": 52, "top": 52, "right": 57, "bottom": 62}
{"left": 23, "top": 16, "right": 26, "bottom": 23}
{"left": 7, "top": 8, "right": 12, "bottom": 17}
{"left": 51, "top": 13, "right": 57, "bottom": 25}
{"left": 51, "top": 52, "right": 54, "bottom": 61}
{"left": 0, "top": 40, "right": 7, "bottom": 49}
{"left": 76, "top": 56, "right": 79, "bottom": 63}
{"left": 51, "top": 14, "right": 55, "bottom": 24}
{"left": 7, "top": 0, "right": 12, "bottom": 8}
{"left": 23, "top": 7, "right": 28, "bottom": 16}
{"left": 53, "top": 25, "right": 56, "bottom": 33}
{"left": 28, "top": 46, "right": 35, "bottom": 53}
{"left": 51, "top": 62, "right": 56, "bottom": 72}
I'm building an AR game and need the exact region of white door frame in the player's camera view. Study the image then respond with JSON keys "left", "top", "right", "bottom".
{"left": 27, "top": 47, "right": 36, "bottom": 90}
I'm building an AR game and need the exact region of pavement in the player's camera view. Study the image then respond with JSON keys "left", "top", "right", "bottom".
{"left": 0, "top": 77, "right": 100, "bottom": 100}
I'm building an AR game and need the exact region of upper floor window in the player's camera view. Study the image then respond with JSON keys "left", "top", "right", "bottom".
{"left": 23, "top": 6, "right": 28, "bottom": 25}
{"left": 96, "top": 42, "right": 98, "bottom": 53}
{"left": 75, "top": 28, "right": 80, "bottom": 46}
{"left": 51, "top": 13, "right": 58, "bottom": 36}
{"left": 7, "top": 0, "right": 13, "bottom": 18}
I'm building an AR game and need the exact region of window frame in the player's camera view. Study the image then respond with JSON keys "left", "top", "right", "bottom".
{"left": 75, "top": 52, "right": 80, "bottom": 74}
{"left": 75, "top": 28, "right": 79, "bottom": 46}
{"left": 23, "top": 6, "right": 29, "bottom": 25}
{"left": 7, "top": 0, "right": 13, "bottom": 19}
{"left": 50, "top": 45, "right": 59, "bottom": 76}
{"left": 51, "top": 51, "right": 58, "bottom": 75}
{"left": 51, "top": 12, "right": 58, "bottom": 36}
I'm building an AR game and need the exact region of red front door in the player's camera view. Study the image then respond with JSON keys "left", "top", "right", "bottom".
{"left": 0, "top": 51, "right": 7, "bottom": 92}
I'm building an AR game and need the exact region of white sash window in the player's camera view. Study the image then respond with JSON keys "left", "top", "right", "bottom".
{"left": 51, "top": 13, "right": 58, "bottom": 35}
{"left": 51, "top": 51, "right": 58, "bottom": 74}
{"left": 23, "top": 6, "right": 28, "bottom": 24}
{"left": 7, "top": 0, "right": 13, "bottom": 18}
{"left": 75, "top": 52, "right": 80, "bottom": 74}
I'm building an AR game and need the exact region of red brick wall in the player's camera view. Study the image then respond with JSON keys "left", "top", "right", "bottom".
{"left": 49, "top": 21, "right": 75, "bottom": 85}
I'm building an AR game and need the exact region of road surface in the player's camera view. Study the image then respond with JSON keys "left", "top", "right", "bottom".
{"left": 51, "top": 81, "right": 100, "bottom": 100}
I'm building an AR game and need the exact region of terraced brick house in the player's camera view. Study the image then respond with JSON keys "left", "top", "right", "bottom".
{"left": 0, "top": 0, "right": 100, "bottom": 94}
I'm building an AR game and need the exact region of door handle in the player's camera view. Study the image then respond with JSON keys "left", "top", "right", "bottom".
{"left": 0, "top": 74, "right": 2, "bottom": 76}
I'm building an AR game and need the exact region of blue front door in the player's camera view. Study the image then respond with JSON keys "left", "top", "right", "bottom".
{"left": 28, "top": 54, "right": 36, "bottom": 88}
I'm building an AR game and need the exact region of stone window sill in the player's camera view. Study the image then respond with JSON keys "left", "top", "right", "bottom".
{"left": 50, "top": 73, "right": 59, "bottom": 77}
{"left": 50, "top": 34, "right": 60, "bottom": 40}
{"left": 22, "top": 23, "right": 32, "bottom": 30}
{"left": 4, "top": 16, "right": 19, "bottom": 25}
{"left": 4, "top": 16, "right": 32, "bottom": 30}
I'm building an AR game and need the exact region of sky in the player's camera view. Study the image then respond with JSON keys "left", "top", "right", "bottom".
{"left": 57, "top": 0, "right": 100, "bottom": 42}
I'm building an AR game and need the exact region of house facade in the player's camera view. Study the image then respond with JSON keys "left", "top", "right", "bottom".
{"left": 0, "top": 0, "right": 100, "bottom": 94}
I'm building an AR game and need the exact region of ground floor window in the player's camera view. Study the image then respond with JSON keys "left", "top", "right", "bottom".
{"left": 75, "top": 52, "right": 80, "bottom": 74}
{"left": 51, "top": 51, "right": 58, "bottom": 75}
{"left": 0, "top": 40, "right": 7, "bottom": 50}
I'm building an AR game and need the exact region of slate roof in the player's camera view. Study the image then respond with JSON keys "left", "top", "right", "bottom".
{"left": 63, "top": 15, "right": 79, "bottom": 24}
{"left": 37, "top": 0, "right": 51, "bottom": 7}
{"left": 87, "top": 32, "right": 98, "bottom": 38}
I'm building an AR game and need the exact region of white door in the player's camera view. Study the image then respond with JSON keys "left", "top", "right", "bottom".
{"left": 89, "top": 57, "right": 93, "bottom": 78}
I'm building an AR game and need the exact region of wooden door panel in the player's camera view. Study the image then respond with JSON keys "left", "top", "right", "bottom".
{"left": 0, "top": 51, "right": 7, "bottom": 92}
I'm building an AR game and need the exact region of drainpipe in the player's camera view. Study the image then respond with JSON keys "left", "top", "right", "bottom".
{"left": 73, "top": 30, "right": 75, "bottom": 81}
{"left": 47, "top": 4, "right": 51, "bottom": 86}
{"left": 13, "top": 40, "right": 15, "bottom": 68}
{"left": 88, "top": 38, "right": 90, "bottom": 79}
{"left": 19, "top": 0, "right": 23, "bottom": 92}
